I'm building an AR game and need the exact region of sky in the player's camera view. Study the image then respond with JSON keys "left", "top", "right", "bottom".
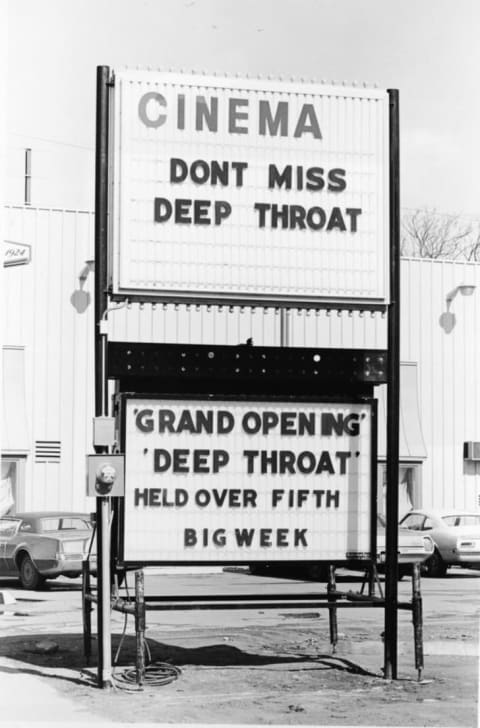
{"left": 5, "top": 0, "right": 479, "bottom": 219}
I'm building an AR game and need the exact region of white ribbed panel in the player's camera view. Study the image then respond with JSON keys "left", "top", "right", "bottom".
{"left": 108, "top": 302, "right": 280, "bottom": 345}
{"left": 112, "top": 70, "right": 389, "bottom": 305}
{"left": 399, "top": 258, "right": 480, "bottom": 511}
{"left": 3, "top": 206, "right": 95, "bottom": 512}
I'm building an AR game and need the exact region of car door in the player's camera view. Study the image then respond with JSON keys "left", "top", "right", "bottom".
{"left": 0, "top": 522, "right": 6, "bottom": 573}
{"left": 0, "top": 519, "right": 21, "bottom": 575}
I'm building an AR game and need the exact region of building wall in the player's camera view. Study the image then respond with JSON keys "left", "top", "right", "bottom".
{"left": 3, "top": 205, "right": 480, "bottom": 513}
{"left": 3, "top": 206, "right": 95, "bottom": 511}
{"left": 399, "top": 259, "right": 480, "bottom": 511}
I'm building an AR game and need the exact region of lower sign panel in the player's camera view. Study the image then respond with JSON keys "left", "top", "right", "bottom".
{"left": 121, "top": 397, "right": 374, "bottom": 563}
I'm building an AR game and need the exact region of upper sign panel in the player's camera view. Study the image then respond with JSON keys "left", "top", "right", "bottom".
{"left": 111, "top": 70, "right": 390, "bottom": 306}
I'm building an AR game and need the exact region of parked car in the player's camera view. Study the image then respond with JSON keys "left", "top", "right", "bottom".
{"left": 376, "top": 513, "right": 434, "bottom": 578}
{"left": 249, "top": 514, "right": 434, "bottom": 580}
{"left": 0, "top": 511, "right": 96, "bottom": 589}
{"left": 399, "top": 509, "right": 480, "bottom": 577}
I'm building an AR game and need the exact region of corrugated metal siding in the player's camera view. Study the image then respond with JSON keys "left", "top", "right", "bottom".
{"left": 3, "top": 206, "right": 95, "bottom": 511}
{"left": 287, "top": 308, "right": 387, "bottom": 349}
{"left": 108, "top": 302, "right": 281, "bottom": 346}
{"left": 108, "top": 304, "right": 388, "bottom": 349}
{"left": 399, "top": 258, "right": 480, "bottom": 511}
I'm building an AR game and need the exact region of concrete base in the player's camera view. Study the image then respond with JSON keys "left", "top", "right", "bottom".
{"left": 0, "top": 590, "right": 16, "bottom": 607}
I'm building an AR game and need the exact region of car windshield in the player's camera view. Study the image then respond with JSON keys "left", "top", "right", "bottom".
{"left": 0, "top": 518, "right": 21, "bottom": 538}
{"left": 38, "top": 517, "right": 92, "bottom": 532}
{"left": 442, "top": 515, "right": 480, "bottom": 527}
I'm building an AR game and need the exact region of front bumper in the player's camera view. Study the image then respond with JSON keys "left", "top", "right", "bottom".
{"left": 452, "top": 553, "right": 480, "bottom": 567}
{"left": 378, "top": 549, "right": 432, "bottom": 565}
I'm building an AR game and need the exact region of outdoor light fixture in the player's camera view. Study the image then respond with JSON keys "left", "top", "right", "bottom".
{"left": 79, "top": 259, "right": 95, "bottom": 282}
{"left": 446, "top": 284, "right": 476, "bottom": 306}
{"left": 86, "top": 454, "right": 125, "bottom": 497}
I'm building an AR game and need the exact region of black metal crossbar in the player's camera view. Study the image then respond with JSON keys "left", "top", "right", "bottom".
{"left": 108, "top": 341, "right": 388, "bottom": 395}
{"left": 141, "top": 592, "right": 333, "bottom": 602}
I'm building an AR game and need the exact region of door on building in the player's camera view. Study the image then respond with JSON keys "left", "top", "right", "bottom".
{"left": 1, "top": 457, "right": 26, "bottom": 515}
{"left": 378, "top": 462, "right": 423, "bottom": 520}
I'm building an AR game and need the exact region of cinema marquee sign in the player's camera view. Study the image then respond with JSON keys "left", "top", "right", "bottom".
{"left": 121, "top": 397, "right": 374, "bottom": 564}
{"left": 111, "top": 70, "right": 390, "bottom": 306}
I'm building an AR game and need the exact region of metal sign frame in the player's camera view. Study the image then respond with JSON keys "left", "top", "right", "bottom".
{"left": 93, "top": 66, "right": 401, "bottom": 685}
{"left": 116, "top": 392, "right": 378, "bottom": 569}
{"left": 109, "top": 69, "right": 390, "bottom": 310}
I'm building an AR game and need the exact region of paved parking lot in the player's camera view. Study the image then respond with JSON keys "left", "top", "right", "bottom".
{"left": 0, "top": 566, "right": 478, "bottom": 726}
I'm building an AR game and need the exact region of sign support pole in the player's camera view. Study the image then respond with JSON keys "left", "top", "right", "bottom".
{"left": 384, "top": 88, "right": 401, "bottom": 680}
{"left": 94, "top": 64, "right": 112, "bottom": 689}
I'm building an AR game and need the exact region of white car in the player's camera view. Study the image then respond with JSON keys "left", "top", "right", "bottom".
{"left": 399, "top": 509, "right": 480, "bottom": 577}
{"left": 249, "top": 515, "right": 434, "bottom": 580}
{"left": 0, "top": 512, "right": 95, "bottom": 589}
{"left": 376, "top": 513, "right": 434, "bottom": 577}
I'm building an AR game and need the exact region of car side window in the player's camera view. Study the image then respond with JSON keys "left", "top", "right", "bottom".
{"left": 0, "top": 521, "right": 18, "bottom": 538}
{"left": 422, "top": 517, "right": 434, "bottom": 531}
{"left": 457, "top": 516, "right": 480, "bottom": 527}
{"left": 60, "top": 518, "right": 91, "bottom": 531}
{"left": 19, "top": 521, "right": 33, "bottom": 532}
{"left": 402, "top": 514, "right": 425, "bottom": 530}
{"left": 39, "top": 518, "right": 61, "bottom": 532}
{"left": 442, "top": 516, "right": 457, "bottom": 527}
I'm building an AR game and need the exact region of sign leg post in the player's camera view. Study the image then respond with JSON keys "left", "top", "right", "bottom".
{"left": 94, "top": 63, "right": 111, "bottom": 689}
{"left": 135, "top": 570, "right": 146, "bottom": 686}
{"left": 384, "top": 87, "right": 401, "bottom": 681}
{"left": 411, "top": 563, "right": 424, "bottom": 681}
{"left": 82, "top": 561, "right": 92, "bottom": 666}
{"left": 100, "top": 496, "right": 113, "bottom": 687}
{"left": 327, "top": 565, "right": 338, "bottom": 654}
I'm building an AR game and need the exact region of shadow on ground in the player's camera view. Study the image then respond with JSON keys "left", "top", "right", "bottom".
{"left": 0, "top": 577, "right": 83, "bottom": 592}
{"left": 0, "top": 631, "right": 376, "bottom": 680}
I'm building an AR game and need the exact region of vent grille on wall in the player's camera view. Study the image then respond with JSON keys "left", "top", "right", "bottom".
{"left": 464, "top": 442, "right": 480, "bottom": 462}
{"left": 35, "top": 440, "right": 61, "bottom": 463}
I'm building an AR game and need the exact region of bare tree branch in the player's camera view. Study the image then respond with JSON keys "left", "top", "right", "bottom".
{"left": 401, "top": 208, "right": 474, "bottom": 260}
{"left": 463, "top": 224, "right": 480, "bottom": 262}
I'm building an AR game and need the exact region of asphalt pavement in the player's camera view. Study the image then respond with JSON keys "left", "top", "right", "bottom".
{"left": 0, "top": 566, "right": 478, "bottom": 727}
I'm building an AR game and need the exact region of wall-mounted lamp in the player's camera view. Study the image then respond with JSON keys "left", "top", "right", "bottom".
{"left": 440, "top": 284, "right": 477, "bottom": 334}
{"left": 71, "top": 259, "right": 95, "bottom": 315}
{"left": 79, "top": 259, "right": 95, "bottom": 283}
{"left": 446, "top": 284, "right": 476, "bottom": 306}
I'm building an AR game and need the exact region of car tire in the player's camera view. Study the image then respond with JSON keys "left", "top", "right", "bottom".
{"left": 423, "top": 548, "right": 447, "bottom": 578}
{"left": 306, "top": 564, "right": 329, "bottom": 581}
{"left": 249, "top": 564, "right": 268, "bottom": 576}
{"left": 19, "top": 555, "right": 46, "bottom": 590}
{"left": 398, "top": 565, "right": 412, "bottom": 580}
{"left": 115, "top": 569, "right": 127, "bottom": 588}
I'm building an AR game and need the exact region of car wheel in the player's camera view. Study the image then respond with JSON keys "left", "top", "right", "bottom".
{"left": 249, "top": 564, "right": 268, "bottom": 576}
{"left": 306, "top": 564, "right": 329, "bottom": 581}
{"left": 398, "top": 565, "right": 412, "bottom": 580}
{"left": 115, "top": 569, "right": 127, "bottom": 588}
{"left": 19, "top": 555, "right": 46, "bottom": 590}
{"left": 423, "top": 548, "right": 447, "bottom": 578}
